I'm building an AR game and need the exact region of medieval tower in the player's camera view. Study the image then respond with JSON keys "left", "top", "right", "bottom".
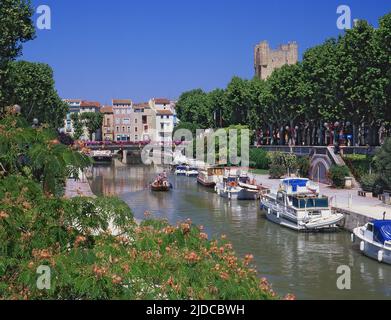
{"left": 254, "top": 41, "right": 298, "bottom": 80}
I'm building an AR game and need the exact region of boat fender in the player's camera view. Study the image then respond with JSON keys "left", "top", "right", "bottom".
{"left": 267, "top": 208, "right": 271, "bottom": 215}
{"left": 360, "top": 241, "right": 365, "bottom": 252}
{"left": 228, "top": 192, "right": 231, "bottom": 200}
{"left": 277, "top": 212, "right": 280, "bottom": 219}
{"left": 378, "top": 250, "right": 384, "bottom": 263}
{"left": 351, "top": 233, "right": 355, "bottom": 243}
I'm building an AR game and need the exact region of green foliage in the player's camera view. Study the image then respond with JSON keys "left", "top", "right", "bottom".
{"left": 80, "top": 112, "right": 103, "bottom": 141}
{"left": 249, "top": 148, "right": 270, "bottom": 170}
{"left": 268, "top": 152, "right": 298, "bottom": 176}
{"left": 269, "top": 164, "right": 286, "bottom": 179}
{"left": 328, "top": 165, "right": 350, "bottom": 188}
{"left": 6, "top": 61, "right": 68, "bottom": 127}
{"left": 360, "top": 173, "right": 379, "bottom": 192}
{"left": 343, "top": 154, "right": 374, "bottom": 182}
{"left": 374, "top": 137, "right": 391, "bottom": 188}
{"left": 70, "top": 113, "right": 84, "bottom": 140}
{"left": 0, "top": 175, "right": 276, "bottom": 300}
{"left": 297, "top": 156, "right": 310, "bottom": 178}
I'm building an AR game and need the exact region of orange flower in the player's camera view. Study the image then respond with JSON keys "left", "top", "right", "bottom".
{"left": 244, "top": 254, "right": 254, "bottom": 265}
{"left": 185, "top": 251, "right": 200, "bottom": 264}
{"left": 220, "top": 272, "right": 230, "bottom": 280}
{"left": 199, "top": 232, "right": 208, "bottom": 240}
{"left": 283, "top": 293, "right": 296, "bottom": 301}
{"left": 32, "top": 249, "right": 52, "bottom": 260}
{"left": 165, "top": 247, "right": 171, "bottom": 253}
{"left": 180, "top": 223, "right": 191, "bottom": 235}
{"left": 112, "top": 274, "right": 122, "bottom": 285}
{"left": 0, "top": 211, "right": 9, "bottom": 219}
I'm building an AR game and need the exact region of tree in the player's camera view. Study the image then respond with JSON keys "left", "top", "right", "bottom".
{"left": 374, "top": 138, "right": 391, "bottom": 188}
{"left": 337, "top": 20, "right": 383, "bottom": 145}
{"left": 70, "top": 113, "right": 84, "bottom": 140}
{"left": 80, "top": 112, "right": 103, "bottom": 141}
{"left": 6, "top": 61, "right": 68, "bottom": 127}
{"left": 224, "top": 77, "right": 251, "bottom": 125}
{"left": 0, "top": 0, "right": 35, "bottom": 109}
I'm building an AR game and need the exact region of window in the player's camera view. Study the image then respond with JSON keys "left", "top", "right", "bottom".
{"left": 161, "top": 123, "right": 164, "bottom": 130}
{"left": 115, "top": 118, "right": 120, "bottom": 125}
{"left": 142, "top": 116, "right": 147, "bottom": 124}
{"left": 122, "top": 126, "right": 125, "bottom": 132}
{"left": 135, "top": 119, "right": 138, "bottom": 124}
{"left": 116, "top": 126, "right": 119, "bottom": 132}
{"left": 135, "top": 127, "right": 138, "bottom": 133}
{"left": 161, "top": 115, "right": 163, "bottom": 119}
{"left": 135, "top": 135, "right": 138, "bottom": 141}
{"left": 127, "top": 126, "right": 131, "bottom": 132}
{"left": 123, "top": 119, "right": 130, "bottom": 125}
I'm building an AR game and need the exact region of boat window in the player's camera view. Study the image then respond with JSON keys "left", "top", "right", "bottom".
{"left": 277, "top": 193, "right": 284, "bottom": 204}
{"left": 367, "top": 224, "right": 374, "bottom": 232}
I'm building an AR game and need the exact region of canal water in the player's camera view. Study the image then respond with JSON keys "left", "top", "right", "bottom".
{"left": 89, "top": 164, "right": 391, "bottom": 300}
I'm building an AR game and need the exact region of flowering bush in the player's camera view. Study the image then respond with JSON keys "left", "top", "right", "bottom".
{"left": 0, "top": 175, "right": 280, "bottom": 300}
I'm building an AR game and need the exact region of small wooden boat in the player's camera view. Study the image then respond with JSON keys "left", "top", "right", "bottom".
{"left": 150, "top": 175, "right": 172, "bottom": 192}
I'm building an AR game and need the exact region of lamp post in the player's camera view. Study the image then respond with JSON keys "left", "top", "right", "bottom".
{"left": 324, "top": 123, "right": 329, "bottom": 146}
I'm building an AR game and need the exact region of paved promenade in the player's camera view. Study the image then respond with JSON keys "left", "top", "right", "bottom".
{"left": 64, "top": 176, "right": 95, "bottom": 198}
{"left": 253, "top": 174, "right": 391, "bottom": 221}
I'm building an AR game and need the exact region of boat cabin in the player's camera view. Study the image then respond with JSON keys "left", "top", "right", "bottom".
{"left": 276, "top": 191, "right": 329, "bottom": 210}
{"left": 364, "top": 221, "right": 391, "bottom": 247}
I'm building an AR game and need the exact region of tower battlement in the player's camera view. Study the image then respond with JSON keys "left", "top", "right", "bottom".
{"left": 254, "top": 41, "right": 298, "bottom": 80}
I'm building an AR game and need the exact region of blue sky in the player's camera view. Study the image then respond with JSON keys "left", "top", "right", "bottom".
{"left": 23, "top": 0, "right": 390, "bottom": 104}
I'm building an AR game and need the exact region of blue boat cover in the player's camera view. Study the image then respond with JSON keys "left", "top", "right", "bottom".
{"left": 373, "top": 220, "right": 391, "bottom": 245}
{"left": 282, "top": 178, "right": 309, "bottom": 192}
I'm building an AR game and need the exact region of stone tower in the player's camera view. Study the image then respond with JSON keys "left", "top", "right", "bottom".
{"left": 254, "top": 41, "right": 298, "bottom": 80}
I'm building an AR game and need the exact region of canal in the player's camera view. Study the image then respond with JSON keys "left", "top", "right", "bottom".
{"left": 89, "top": 164, "right": 391, "bottom": 300}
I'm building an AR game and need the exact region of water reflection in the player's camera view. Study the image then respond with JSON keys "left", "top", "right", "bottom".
{"left": 90, "top": 164, "right": 391, "bottom": 300}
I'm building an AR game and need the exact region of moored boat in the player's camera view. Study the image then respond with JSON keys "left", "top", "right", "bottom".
{"left": 197, "top": 167, "right": 225, "bottom": 188}
{"left": 91, "top": 150, "right": 112, "bottom": 163}
{"left": 260, "top": 178, "right": 344, "bottom": 231}
{"left": 174, "top": 165, "right": 187, "bottom": 176}
{"left": 352, "top": 220, "right": 391, "bottom": 264}
{"left": 186, "top": 166, "right": 199, "bottom": 177}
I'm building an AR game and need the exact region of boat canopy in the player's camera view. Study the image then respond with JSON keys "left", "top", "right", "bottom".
{"left": 373, "top": 220, "right": 391, "bottom": 244}
{"left": 176, "top": 166, "right": 187, "bottom": 170}
{"left": 282, "top": 178, "right": 309, "bottom": 192}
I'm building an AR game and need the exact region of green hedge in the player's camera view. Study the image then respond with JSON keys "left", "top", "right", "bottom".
{"left": 343, "top": 154, "right": 374, "bottom": 183}
{"left": 249, "top": 148, "right": 270, "bottom": 170}
{"left": 328, "top": 165, "right": 350, "bottom": 188}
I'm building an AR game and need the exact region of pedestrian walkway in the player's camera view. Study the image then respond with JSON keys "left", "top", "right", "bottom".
{"left": 65, "top": 175, "right": 95, "bottom": 198}
{"left": 253, "top": 174, "right": 391, "bottom": 220}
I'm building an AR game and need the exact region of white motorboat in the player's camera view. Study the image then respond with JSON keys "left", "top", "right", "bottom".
{"left": 90, "top": 150, "right": 112, "bottom": 163}
{"left": 197, "top": 167, "right": 225, "bottom": 188}
{"left": 352, "top": 220, "right": 391, "bottom": 264}
{"left": 215, "top": 172, "right": 262, "bottom": 201}
{"left": 174, "top": 165, "right": 187, "bottom": 176}
{"left": 186, "top": 166, "right": 199, "bottom": 177}
{"left": 260, "top": 178, "right": 344, "bottom": 231}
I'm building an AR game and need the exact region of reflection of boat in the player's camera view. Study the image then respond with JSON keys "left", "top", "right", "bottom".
{"left": 91, "top": 150, "right": 112, "bottom": 163}
{"left": 186, "top": 166, "right": 198, "bottom": 177}
{"left": 150, "top": 175, "right": 172, "bottom": 192}
{"left": 197, "top": 167, "right": 225, "bottom": 188}
{"left": 352, "top": 220, "right": 391, "bottom": 264}
{"left": 260, "top": 178, "right": 344, "bottom": 231}
{"left": 175, "top": 165, "right": 187, "bottom": 176}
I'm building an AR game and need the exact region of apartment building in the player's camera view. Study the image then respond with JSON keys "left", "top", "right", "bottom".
{"left": 101, "top": 106, "right": 114, "bottom": 141}
{"left": 132, "top": 102, "right": 155, "bottom": 142}
{"left": 149, "top": 98, "right": 176, "bottom": 143}
{"left": 112, "top": 99, "right": 133, "bottom": 142}
{"left": 63, "top": 99, "right": 82, "bottom": 136}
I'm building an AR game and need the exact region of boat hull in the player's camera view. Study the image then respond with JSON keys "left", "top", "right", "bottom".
{"left": 353, "top": 229, "right": 391, "bottom": 264}
{"left": 197, "top": 177, "right": 215, "bottom": 188}
{"left": 151, "top": 185, "right": 171, "bottom": 192}
{"left": 216, "top": 186, "right": 258, "bottom": 201}
{"left": 260, "top": 201, "right": 342, "bottom": 231}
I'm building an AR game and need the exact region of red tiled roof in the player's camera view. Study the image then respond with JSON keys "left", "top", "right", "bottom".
{"left": 63, "top": 99, "right": 82, "bottom": 103}
{"left": 134, "top": 102, "right": 149, "bottom": 109}
{"left": 154, "top": 98, "right": 170, "bottom": 105}
{"left": 100, "top": 106, "right": 113, "bottom": 114}
{"left": 157, "top": 110, "right": 173, "bottom": 116}
{"left": 80, "top": 101, "right": 101, "bottom": 108}
{"left": 113, "top": 99, "right": 132, "bottom": 105}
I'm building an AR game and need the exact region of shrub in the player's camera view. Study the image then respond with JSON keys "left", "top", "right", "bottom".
{"left": 360, "top": 174, "right": 379, "bottom": 192}
{"left": 297, "top": 157, "right": 310, "bottom": 178}
{"left": 268, "top": 152, "right": 298, "bottom": 177}
{"left": 269, "top": 164, "right": 286, "bottom": 179}
{"left": 343, "top": 154, "right": 374, "bottom": 182}
{"left": 374, "top": 138, "right": 391, "bottom": 189}
{"left": 249, "top": 148, "right": 270, "bottom": 170}
{"left": 328, "top": 165, "right": 350, "bottom": 188}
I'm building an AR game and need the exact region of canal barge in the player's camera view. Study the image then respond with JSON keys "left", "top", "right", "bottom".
{"left": 197, "top": 167, "right": 225, "bottom": 188}
{"left": 352, "top": 220, "right": 391, "bottom": 264}
{"left": 186, "top": 166, "right": 199, "bottom": 177}
{"left": 216, "top": 172, "right": 266, "bottom": 200}
{"left": 260, "top": 178, "right": 344, "bottom": 231}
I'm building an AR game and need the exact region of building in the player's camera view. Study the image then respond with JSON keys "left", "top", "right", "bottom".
{"left": 101, "top": 106, "right": 114, "bottom": 141}
{"left": 112, "top": 99, "right": 133, "bottom": 142}
{"left": 63, "top": 99, "right": 82, "bottom": 136}
{"left": 132, "top": 102, "right": 155, "bottom": 142}
{"left": 149, "top": 98, "right": 176, "bottom": 143}
{"left": 254, "top": 41, "right": 298, "bottom": 80}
